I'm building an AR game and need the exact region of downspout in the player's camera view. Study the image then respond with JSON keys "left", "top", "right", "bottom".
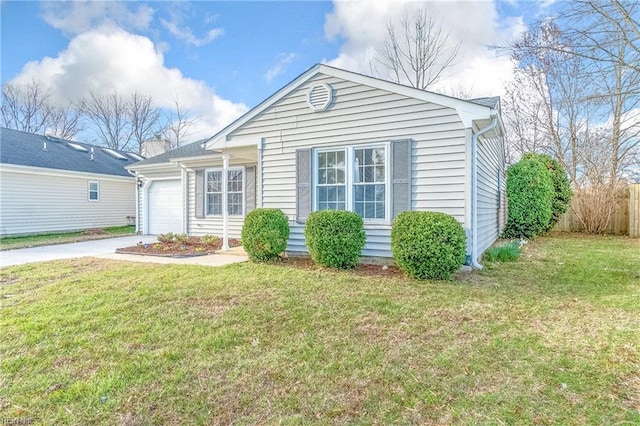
{"left": 471, "top": 116, "right": 498, "bottom": 270}
{"left": 127, "top": 169, "right": 140, "bottom": 234}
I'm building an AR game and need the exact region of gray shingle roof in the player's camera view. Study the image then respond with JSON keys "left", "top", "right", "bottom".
{"left": 469, "top": 97, "right": 500, "bottom": 108}
{"left": 0, "top": 127, "right": 138, "bottom": 177}
{"left": 127, "top": 139, "right": 209, "bottom": 167}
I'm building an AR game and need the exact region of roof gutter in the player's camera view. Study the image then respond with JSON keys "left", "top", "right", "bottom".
{"left": 471, "top": 116, "right": 499, "bottom": 270}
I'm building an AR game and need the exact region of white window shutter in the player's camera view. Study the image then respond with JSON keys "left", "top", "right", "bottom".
{"left": 296, "top": 149, "right": 312, "bottom": 223}
{"left": 392, "top": 140, "right": 411, "bottom": 220}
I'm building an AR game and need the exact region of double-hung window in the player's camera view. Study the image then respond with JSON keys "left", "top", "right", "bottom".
{"left": 315, "top": 144, "right": 388, "bottom": 221}
{"left": 206, "top": 169, "right": 244, "bottom": 216}
{"left": 206, "top": 171, "right": 223, "bottom": 215}
{"left": 317, "top": 150, "right": 346, "bottom": 211}
{"left": 354, "top": 147, "right": 386, "bottom": 220}
{"left": 227, "top": 170, "right": 244, "bottom": 215}
{"left": 88, "top": 181, "right": 99, "bottom": 201}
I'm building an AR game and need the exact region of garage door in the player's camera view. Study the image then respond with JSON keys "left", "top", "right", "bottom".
{"left": 148, "top": 180, "right": 182, "bottom": 235}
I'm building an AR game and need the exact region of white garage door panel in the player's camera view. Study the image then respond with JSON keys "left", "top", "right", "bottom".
{"left": 148, "top": 180, "right": 182, "bottom": 234}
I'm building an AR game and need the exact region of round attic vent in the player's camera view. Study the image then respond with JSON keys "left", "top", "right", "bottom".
{"left": 307, "top": 82, "right": 333, "bottom": 112}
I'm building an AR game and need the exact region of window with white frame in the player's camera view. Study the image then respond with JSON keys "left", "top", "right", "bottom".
{"left": 354, "top": 147, "right": 386, "bottom": 219}
{"left": 88, "top": 181, "right": 99, "bottom": 201}
{"left": 317, "top": 150, "right": 346, "bottom": 211}
{"left": 315, "top": 144, "right": 388, "bottom": 221}
{"left": 206, "top": 171, "right": 223, "bottom": 215}
{"left": 206, "top": 169, "right": 244, "bottom": 216}
{"left": 227, "top": 169, "right": 244, "bottom": 215}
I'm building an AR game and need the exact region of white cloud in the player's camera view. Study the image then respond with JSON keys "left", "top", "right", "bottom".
{"left": 265, "top": 52, "right": 296, "bottom": 83}
{"left": 324, "top": 0, "right": 526, "bottom": 98}
{"left": 159, "top": 19, "right": 224, "bottom": 47}
{"left": 40, "top": 1, "right": 154, "bottom": 36}
{"left": 9, "top": 26, "right": 247, "bottom": 140}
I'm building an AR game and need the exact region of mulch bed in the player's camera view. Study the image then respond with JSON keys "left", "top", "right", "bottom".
{"left": 117, "top": 237, "right": 241, "bottom": 257}
{"left": 276, "top": 256, "right": 407, "bottom": 278}
{"left": 117, "top": 236, "right": 405, "bottom": 277}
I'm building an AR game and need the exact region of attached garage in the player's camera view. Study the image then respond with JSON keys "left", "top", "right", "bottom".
{"left": 147, "top": 180, "right": 182, "bottom": 235}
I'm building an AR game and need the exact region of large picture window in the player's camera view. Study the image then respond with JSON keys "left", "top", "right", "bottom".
{"left": 315, "top": 144, "right": 388, "bottom": 221}
{"left": 206, "top": 169, "right": 244, "bottom": 216}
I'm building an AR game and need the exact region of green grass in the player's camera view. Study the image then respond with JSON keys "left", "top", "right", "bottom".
{"left": 1, "top": 234, "right": 639, "bottom": 425}
{"left": 0, "top": 226, "right": 136, "bottom": 250}
{"left": 484, "top": 239, "right": 521, "bottom": 262}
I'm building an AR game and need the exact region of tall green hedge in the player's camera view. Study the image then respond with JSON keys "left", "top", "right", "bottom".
{"left": 522, "top": 153, "right": 572, "bottom": 230}
{"left": 502, "top": 156, "right": 554, "bottom": 239}
{"left": 241, "top": 208, "right": 290, "bottom": 261}
{"left": 304, "top": 210, "right": 366, "bottom": 269}
{"left": 391, "top": 211, "right": 466, "bottom": 280}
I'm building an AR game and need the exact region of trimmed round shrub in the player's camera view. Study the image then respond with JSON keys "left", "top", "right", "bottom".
{"left": 522, "top": 153, "right": 572, "bottom": 230}
{"left": 502, "top": 156, "right": 554, "bottom": 239}
{"left": 391, "top": 211, "right": 466, "bottom": 280}
{"left": 241, "top": 208, "right": 290, "bottom": 261}
{"left": 304, "top": 210, "right": 366, "bottom": 269}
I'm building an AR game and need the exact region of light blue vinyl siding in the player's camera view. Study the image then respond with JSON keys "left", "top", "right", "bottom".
{"left": 476, "top": 135, "right": 506, "bottom": 256}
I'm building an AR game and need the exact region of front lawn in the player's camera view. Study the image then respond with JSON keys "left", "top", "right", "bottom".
{"left": 1, "top": 234, "right": 638, "bottom": 424}
{"left": 0, "top": 226, "right": 136, "bottom": 251}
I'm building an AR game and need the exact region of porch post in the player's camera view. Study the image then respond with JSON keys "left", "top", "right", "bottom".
{"left": 222, "top": 154, "right": 229, "bottom": 251}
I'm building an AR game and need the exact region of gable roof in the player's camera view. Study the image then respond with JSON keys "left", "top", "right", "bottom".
{"left": 205, "top": 63, "right": 502, "bottom": 149}
{"left": 0, "top": 127, "right": 139, "bottom": 177}
{"left": 125, "top": 139, "right": 209, "bottom": 168}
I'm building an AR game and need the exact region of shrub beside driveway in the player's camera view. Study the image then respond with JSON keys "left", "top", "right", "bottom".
{"left": 1, "top": 234, "right": 639, "bottom": 424}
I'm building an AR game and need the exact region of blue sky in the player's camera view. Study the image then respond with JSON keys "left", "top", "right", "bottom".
{"left": 0, "top": 0, "right": 548, "bottom": 140}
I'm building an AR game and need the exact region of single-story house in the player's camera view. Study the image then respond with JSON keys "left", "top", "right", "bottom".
{"left": 128, "top": 64, "right": 506, "bottom": 266}
{"left": 0, "top": 127, "right": 141, "bottom": 236}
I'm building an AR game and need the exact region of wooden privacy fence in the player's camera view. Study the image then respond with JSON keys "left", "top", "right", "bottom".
{"left": 631, "top": 184, "right": 640, "bottom": 237}
{"left": 555, "top": 184, "right": 640, "bottom": 236}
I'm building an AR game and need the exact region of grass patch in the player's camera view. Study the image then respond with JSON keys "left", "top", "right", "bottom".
{"left": 0, "top": 226, "right": 135, "bottom": 250}
{"left": 484, "top": 239, "right": 521, "bottom": 262}
{"left": 1, "top": 234, "right": 639, "bottom": 424}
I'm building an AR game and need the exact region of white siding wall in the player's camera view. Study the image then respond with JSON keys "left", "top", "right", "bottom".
{"left": 0, "top": 168, "right": 135, "bottom": 236}
{"left": 476, "top": 136, "right": 506, "bottom": 256}
{"left": 229, "top": 74, "right": 467, "bottom": 257}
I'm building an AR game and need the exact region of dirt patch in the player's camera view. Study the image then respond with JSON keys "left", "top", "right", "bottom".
{"left": 279, "top": 256, "right": 407, "bottom": 278}
{"left": 117, "top": 237, "right": 241, "bottom": 257}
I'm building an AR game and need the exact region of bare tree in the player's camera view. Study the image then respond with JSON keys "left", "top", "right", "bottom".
{"left": 80, "top": 92, "right": 133, "bottom": 151}
{"left": 549, "top": 1, "right": 640, "bottom": 74}
{"left": 505, "top": 9, "right": 640, "bottom": 233}
{"left": 1, "top": 80, "right": 81, "bottom": 139}
{"left": 374, "top": 6, "right": 460, "bottom": 90}
{"left": 129, "top": 92, "right": 162, "bottom": 154}
{"left": 47, "top": 104, "right": 84, "bottom": 140}
{"left": 161, "top": 99, "right": 198, "bottom": 150}
{"left": 1, "top": 80, "right": 51, "bottom": 133}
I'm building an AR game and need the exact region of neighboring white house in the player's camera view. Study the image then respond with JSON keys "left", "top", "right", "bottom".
{"left": 128, "top": 64, "right": 506, "bottom": 266}
{"left": 0, "top": 128, "right": 141, "bottom": 236}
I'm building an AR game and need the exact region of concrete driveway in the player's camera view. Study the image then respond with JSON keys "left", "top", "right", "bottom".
{"left": 0, "top": 236, "right": 248, "bottom": 268}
